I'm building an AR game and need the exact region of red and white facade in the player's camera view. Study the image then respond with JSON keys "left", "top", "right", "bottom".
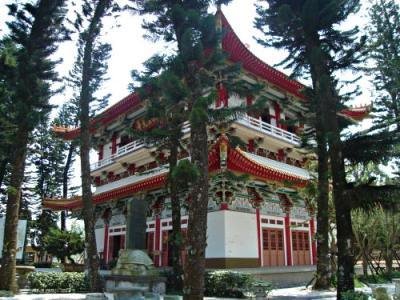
{"left": 44, "top": 11, "right": 324, "bottom": 269}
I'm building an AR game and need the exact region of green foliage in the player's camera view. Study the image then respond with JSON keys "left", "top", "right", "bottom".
{"left": 27, "top": 272, "right": 89, "bottom": 293}
{"left": 343, "top": 130, "right": 400, "bottom": 166}
{"left": 4, "top": 0, "right": 69, "bottom": 131}
{"left": 358, "top": 271, "right": 400, "bottom": 284}
{"left": 43, "top": 228, "right": 85, "bottom": 263}
{"left": 0, "top": 290, "right": 13, "bottom": 297}
{"left": 30, "top": 210, "right": 58, "bottom": 253}
{"left": 204, "top": 271, "right": 267, "bottom": 298}
{"left": 367, "top": 0, "right": 400, "bottom": 130}
{"left": 170, "top": 159, "right": 199, "bottom": 189}
{"left": 341, "top": 290, "right": 369, "bottom": 300}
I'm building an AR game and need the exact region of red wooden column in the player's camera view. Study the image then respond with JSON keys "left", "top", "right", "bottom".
{"left": 274, "top": 102, "right": 281, "bottom": 128}
{"left": 247, "top": 139, "right": 255, "bottom": 153}
{"left": 98, "top": 144, "right": 104, "bottom": 160}
{"left": 120, "top": 234, "right": 126, "bottom": 250}
{"left": 220, "top": 202, "right": 228, "bottom": 210}
{"left": 102, "top": 209, "right": 111, "bottom": 264}
{"left": 111, "top": 134, "right": 117, "bottom": 154}
{"left": 309, "top": 217, "right": 317, "bottom": 265}
{"left": 154, "top": 215, "right": 161, "bottom": 267}
{"left": 256, "top": 208, "right": 262, "bottom": 266}
{"left": 284, "top": 211, "right": 292, "bottom": 266}
{"left": 103, "top": 222, "right": 109, "bottom": 264}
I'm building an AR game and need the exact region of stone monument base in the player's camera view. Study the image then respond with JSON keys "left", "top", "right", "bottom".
{"left": 104, "top": 249, "right": 166, "bottom": 300}
{"left": 104, "top": 274, "right": 166, "bottom": 300}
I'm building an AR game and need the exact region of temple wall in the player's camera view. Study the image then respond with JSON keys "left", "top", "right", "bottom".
{"left": 224, "top": 210, "right": 258, "bottom": 258}
{"left": 103, "top": 141, "right": 112, "bottom": 159}
{"left": 206, "top": 211, "right": 226, "bottom": 258}
{"left": 95, "top": 218, "right": 105, "bottom": 253}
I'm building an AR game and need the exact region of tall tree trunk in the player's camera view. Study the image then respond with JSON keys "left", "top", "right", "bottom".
{"left": 79, "top": 0, "right": 111, "bottom": 291}
{"left": 183, "top": 121, "right": 208, "bottom": 300}
{"left": 326, "top": 92, "right": 354, "bottom": 298}
{"left": 313, "top": 113, "right": 331, "bottom": 289}
{"left": 0, "top": 158, "right": 8, "bottom": 190}
{"left": 0, "top": 128, "right": 28, "bottom": 293}
{"left": 61, "top": 142, "right": 75, "bottom": 232}
{"left": 306, "top": 35, "right": 354, "bottom": 297}
{"left": 307, "top": 40, "right": 331, "bottom": 290}
{"left": 362, "top": 253, "right": 368, "bottom": 277}
{"left": 169, "top": 138, "right": 183, "bottom": 292}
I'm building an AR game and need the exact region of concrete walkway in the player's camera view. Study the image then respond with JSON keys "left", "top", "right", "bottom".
{"left": 0, "top": 283, "right": 396, "bottom": 299}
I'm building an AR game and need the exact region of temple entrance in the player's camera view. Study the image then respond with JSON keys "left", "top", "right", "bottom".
{"left": 146, "top": 232, "right": 155, "bottom": 261}
{"left": 292, "top": 231, "right": 311, "bottom": 265}
{"left": 262, "top": 228, "right": 285, "bottom": 267}
{"left": 161, "top": 229, "right": 187, "bottom": 267}
{"left": 108, "top": 234, "right": 125, "bottom": 262}
{"left": 260, "top": 107, "right": 271, "bottom": 124}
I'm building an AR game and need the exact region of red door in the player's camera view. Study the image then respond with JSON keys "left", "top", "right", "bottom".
{"left": 161, "top": 229, "right": 188, "bottom": 267}
{"left": 262, "top": 229, "right": 285, "bottom": 266}
{"left": 292, "top": 231, "right": 311, "bottom": 265}
{"left": 161, "top": 231, "right": 169, "bottom": 266}
{"left": 180, "top": 228, "right": 187, "bottom": 267}
{"left": 146, "top": 232, "right": 155, "bottom": 261}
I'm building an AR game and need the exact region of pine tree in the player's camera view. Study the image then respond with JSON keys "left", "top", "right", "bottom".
{"left": 130, "top": 56, "right": 188, "bottom": 291}
{"left": 300, "top": 87, "right": 332, "bottom": 289}
{"left": 71, "top": 0, "right": 115, "bottom": 291}
{"left": 255, "top": 1, "right": 400, "bottom": 297}
{"left": 132, "top": 2, "right": 262, "bottom": 298}
{"left": 0, "top": 1, "right": 67, "bottom": 292}
{"left": 367, "top": 0, "right": 400, "bottom": 131}
{"left": 0, "top": 38, "right": 17, "bottom": 194}
{"left": 53, "top": 102, "right": 80, "bottom": 231}
{"left": 29, "top": 118, "right": 66, "bottom": 260}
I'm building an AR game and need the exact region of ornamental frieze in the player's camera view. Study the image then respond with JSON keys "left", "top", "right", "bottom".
{"left": 290, "top": 206, "right": 310, "bottom": 220}
{"left": 109, "top": 214, "right": 126, "bottom": 227}
{"left": 260, "top": 201, "right": 285, "bottom": 217}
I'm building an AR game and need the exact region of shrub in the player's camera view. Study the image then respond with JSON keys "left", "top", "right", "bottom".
{"left": 160, "top": 269, "right": 271, "bottom": 298}
{"left": 204, "top": 271, "right": 263, "bottom": 298}
{"left": 43, "top": 228, "right": 84, "bottom": 264}
{"left": 0, "top": 290, "right": 13, "bottom": 297}
{"left": 341, "top": 290, "right": 369, "bottom": 300}
{"left": 33, "top": 262, "right": 53, "bottom": 268}
{"left": 27, "top": 272, "right": 89, "bottom": 293}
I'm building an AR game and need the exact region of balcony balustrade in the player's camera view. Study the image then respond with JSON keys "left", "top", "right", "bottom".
{"left": 236, "top": 114, "right": 301, "bottom": 145}
{"left": 91, "top": 114, "right": 300, "bottom": 171}
{"left": 90, "top": 139, "right": 146, "bottom": 171}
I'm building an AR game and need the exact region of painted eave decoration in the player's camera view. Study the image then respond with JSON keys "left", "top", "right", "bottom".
{"left": 338, "top": 105, "right": 371, "bottom": 123}
{"left": 44, "top": 137, "right": 310, "bottom": 211}
{"left": 52, "top": 11, "right": 306, "bottom": 140}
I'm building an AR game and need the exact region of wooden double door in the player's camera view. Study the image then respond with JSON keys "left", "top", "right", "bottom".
{"left": 262, "top": 228, "right": 285, "bottom": 266}
{"left": 162, "top": 229, "right": 187, "bottom": 267}
{"left": 292, "top": 230, "right": 311, "bottom": 265}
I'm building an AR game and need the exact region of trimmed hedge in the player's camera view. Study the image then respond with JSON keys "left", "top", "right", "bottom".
{"left": 161, "top": 269, "right": 271, "bottom": 298}
{"left": 205, "top": 270, "right": 271, "bottom": 298}
{"left": 27, "top": 272, "right": 89, "bottom": 293}
{"left": 341, "top": 290, "right": 369, "bottom": 300}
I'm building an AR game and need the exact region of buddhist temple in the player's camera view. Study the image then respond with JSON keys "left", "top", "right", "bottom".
{"left": 45, "top": 11, "right": 367, "bottom": 270}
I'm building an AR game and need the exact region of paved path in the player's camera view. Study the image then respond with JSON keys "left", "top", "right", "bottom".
{"left": 0, "top": 284, "right": 395, "bottom": 299}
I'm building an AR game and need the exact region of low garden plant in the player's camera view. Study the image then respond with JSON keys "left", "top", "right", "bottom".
{"left": 204, "top": 270, "right": 272, "bottom": 298}
{"left": 358, "top": 271, "right": 400, "bottom": 284}
{"left": 161, "top": 269, "right": 272, "bottom": 298}
{"left": 341, "top": 290, "right": 369, "bottom": 300}
{"left": 27, "top": 272, "right": 89, "bottom": 293}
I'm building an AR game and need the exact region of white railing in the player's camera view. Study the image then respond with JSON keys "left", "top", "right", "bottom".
{"left": 117, "top": 139, "right": 146, "bottom": 156}
{"left": 236, "top": 114, "right": 301, "bottom": 145}
{"left": 91, "top": 139, "right": 146, "bottom": 171}
{"left": 90, "top": 155, "right": 115, "bottom": 171}
{"left": 182, "top": 121, "right": 190, "bottom": 134}
{"left": 91, "top": 114, "right": 300, "bottom": 171}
